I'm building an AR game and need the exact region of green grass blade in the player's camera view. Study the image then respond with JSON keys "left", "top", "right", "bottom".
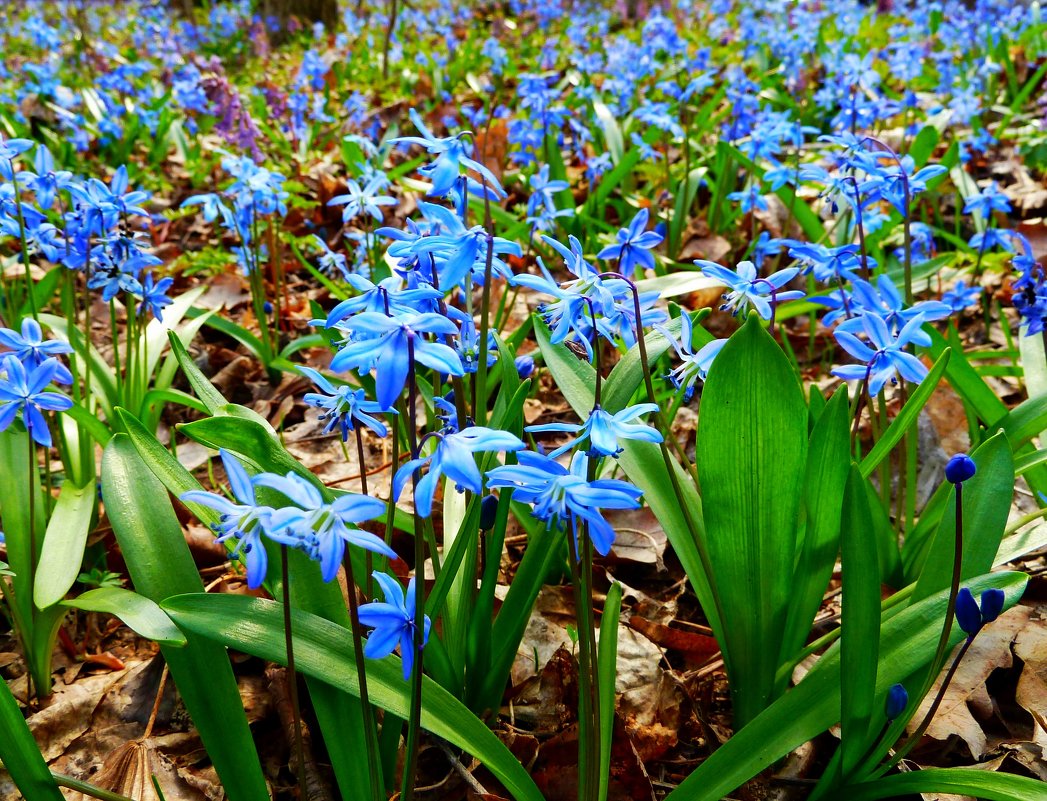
{"left": 780, "top": 387, "right": 850, "bottom": 674}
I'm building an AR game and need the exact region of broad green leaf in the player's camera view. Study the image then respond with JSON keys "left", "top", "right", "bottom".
{"left": 163, "top": 593, "right": 545, "bottom": 801}
{"left": 0, "top": 676, "right": 63, "bottom": 800}
{"left": 101, "top": 435, "right": 270, "bottom": 801}
{"left": 63, "top": 588, "right": 186, "bottom": 646}
{"left": 33, "top": 482, "right": 95, "bottom": 609}
{"left": 696, "top": 314, "right": 808, "bottom": 727}
{"left": 839, "top": 466, "right": 881, "bottom": 778}
{"left": 662, "top": 571, "right": 1028, "bottom": 801}
{"left": 780, "top": 387, "right": 850, "bottom": 675}
{"left": 839, "top": 768, "right": 1047, "bottom": 801}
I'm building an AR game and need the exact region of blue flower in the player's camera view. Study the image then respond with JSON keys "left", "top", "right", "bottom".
{"left": 331, "top": 311, "right": 465, "bottom": 409}
{"left": 597, "top": 208, "right": 663, "bottom": 277}
{"left": 486, "top": 451, "right": 642, "bottom": 556}
{"left": 831, "top": 314, "right": 928, "bottom": 395}
{"left": 0, "top": 318, "right": 73, "bottom": 383}
{"left": 328, "top": 177, "right": 397, "bottom": 223}
{"left": 695, "top": 259, "right": 804, "bottom": 319}
{"left": 137, "top": 273, "right": 174, "bottom": 321}
{"left": 527, "top": 403, "right": 662, "bottom": 458}
{"left": 941, "top": 280, "right": 981, "bottom": 313}
{"left": 257, "top": 472, "right": 394, "bottom": 583}
{"left": 661, "top": 313, "right": 726, "bottom": 399}
{"left": 393, "top": 108, "right": 504, "bottom": 199}
{"left": 181, "top": 450, "right": 276, "bottom": 589}
{"left": 393, "top": 426, "right": 525, "bottom": 518}
{"left": 963, "top": 182, "right": 1011, "bottom": 219}
{"left": 358, "top": 572, "right": 431, "bottom": 681}
{"left": 0, "top": 356, "right": 73, "bottom": 447}
{"left": 299, "top": 367, "right": 392, "bottom": 441}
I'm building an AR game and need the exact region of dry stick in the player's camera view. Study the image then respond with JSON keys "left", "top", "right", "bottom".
{"left": 142, "top": 663, "right": 169, "bottom": 740}
{"left": 280, "top": 546, "right": 308, "bottom": 794}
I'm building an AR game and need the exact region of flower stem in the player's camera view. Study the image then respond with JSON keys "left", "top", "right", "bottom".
{"left": 341, "top": 545, "right": 383, "bottom": 801}
{"left": 279, "top": 545, "right": 307, "bottom": 793}
{"left": 401, "top": 339, "right": 425, "bottom": 801}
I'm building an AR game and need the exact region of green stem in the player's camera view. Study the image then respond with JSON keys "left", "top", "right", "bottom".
{"left": 280, "top": 546, "right": 307, "bottom": 794}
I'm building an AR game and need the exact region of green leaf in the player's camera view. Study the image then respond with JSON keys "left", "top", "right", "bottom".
{"left": 662, "top": 571, "right": 1028, "bottom": 801}
{"left": 597, "top": 582, "right": 623, "bottom": 801}
{"left": 860, "top": 349, "right": 950, "bottom": 479}
{"left": 63, "top": 588, "right": 186, "bottom": 646}
{"left": 166, "top": 330, "right": 228, "bottom": 413}
{"left": 839, "top": 466, "right": 882, "bottom": 778}
{"left": 101, "top": 435, "right": 270, "bottom": 801}
{"left": 839, "top": 768, "right": 1047, "bottom": 801}
{"left": 0, "top": 676, "right": 63, "bottom": 800}
{"left": 118, "top": 408, "right": 391, "bottom": 800}
{"left": 695, "top": 314, "right": 808, "bottom": 727}
{"left": 162, "top": 593, "right": 545, "bottom": 801}
{"left": 780, "top": 387, "right": 850, "bottom": 675}
{"left": 33, "top": 482, "right": 95, "bottom": 609}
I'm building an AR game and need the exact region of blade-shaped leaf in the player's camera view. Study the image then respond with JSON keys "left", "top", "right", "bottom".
{"left": 662, "top": 571, "right": 1028, "bottom": 801}
{"left": 34, "top": 481, "right": 95, "bottom": 610}
{"left": 101, "top": 435, "right": 270, "bottom": 801}
{"left": 696, "top": 314, "right": 808, "bottom": 727}
{"left": 162, "top": 593, "right": 545, "bottom": 801}
{"left": 63, "top": 588, "right": 186, "bottom": 646}
{"left": 0, "top": 676, "right": 63, "bottom": 800}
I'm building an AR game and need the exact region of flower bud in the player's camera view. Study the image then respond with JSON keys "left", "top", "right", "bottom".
{"left": 945, "top": 453, "right": 976, "bottom": 484}
{"left": 885, "top": 683, "right": 908, "bottom": 721}
{"left": 955, "top": 587, "right": 982, "bottom": 637}
{"left": 515, "top": 354, "right": 535, "bottom": 379}
{"left": 479, "top": 494, "right": 499, "bottom": 531}
{"left": 979, "top": 588, "right": 1005, "bottom": 625}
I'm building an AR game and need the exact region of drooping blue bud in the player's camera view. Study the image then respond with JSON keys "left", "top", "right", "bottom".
{"left": 515, "top": 354, "right": 535, "bottom": 379}
{"left": 979, "top": 588, "right": 1005, "bottom": 625}
{"left": 945, "top": 453, "right": 976, "bottom": 484}
{"left": 263, "top": 300, "right": 274, "bottom": 315}
{"left": 885, "top": 683, "right": 908, "bottom": 721}
{"left": 955, "top": 587, "right": 982, "bottom": 637}
{"left": 479, "top": 494, "right": 499, "bottom": 531}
